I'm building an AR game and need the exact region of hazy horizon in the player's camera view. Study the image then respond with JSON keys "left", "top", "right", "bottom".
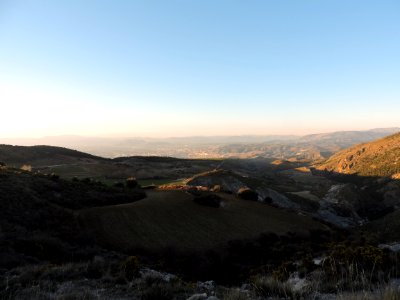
{"left": 1, "top": 126, "right": 399, "bottom": 141}
{"left": 1, "top": 1, "right": 399, "bottom": 138}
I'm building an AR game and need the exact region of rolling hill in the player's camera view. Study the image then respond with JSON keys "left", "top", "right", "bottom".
{"left": 0, "top": 145, "right": 221, "bottom": 183}
{"left": 315, "top": 132, "right": 400, "bottom": 178}
{"left": 0, "top": 144, "right": 107, "bottom": 167}
{"left": 79, "top": 189, "right": 327, "bottom": 253}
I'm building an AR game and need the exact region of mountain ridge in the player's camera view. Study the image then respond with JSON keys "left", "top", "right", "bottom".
{"left": 315, "top": 132, "right": 400, "bottom": 178}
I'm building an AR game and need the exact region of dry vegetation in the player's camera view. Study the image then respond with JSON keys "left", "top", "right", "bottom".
{"left": 315, "top": 132, "right": 400, "bottom": 177}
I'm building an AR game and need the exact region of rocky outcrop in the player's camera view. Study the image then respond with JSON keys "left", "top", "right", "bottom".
{"left": 186, "top": 169, "right": 302, "bottom": 210}
{"left": 256, "top": 187, "right": 301, "bottom": 210}
{"left": 378, "top": 181, "right": 400, "bottom": 208}
{"left": 315, "top": 184, "right": 376, "bottom": 228}
{"left": 186, "top": 170, "right": 245, "bottom": 193}
{"left": 237, "top": 187, "right": 258, "bottom": 201}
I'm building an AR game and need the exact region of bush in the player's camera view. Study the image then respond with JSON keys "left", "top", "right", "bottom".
{"left": 338, "top": 285, "right": 400, "bottom": 300}
{"left": 120, "top": 256, "right": 140, "bottom": 281}
{"left": 20, "top": 164, "right": 32, "bottom": 172}
{"left": 222, "top": 288, "right": 251, "bottom": 300}
{"left": 82, "top": 177, "right": 92, "bottom": 184}
{"left": 126, "top": 177, "right": 138, "bottom": 188}
{"left": 50, "top": 173, "right": 60, "bottom": 181}
{"left": 193, "top": 192, "right": 221, "bottom": 208}
{"left": 273, "top": 261, "right": 296, "bottom": 281}
{"left": 139, "top": 276, "right": 188, "bottom": 300}
{"left": 237, "top": 188, "right": 258, "bottom": 201}
{"left": 13, "top": 235, "right": 70, "bottom": 262}
{"left": 140, "top": 283, "right": 177, "bottom": 300}
{"left": 114, "top": 181, "right": 124, "bottom": 188}
{"left": 321, "top": 243, "right": 393, "bottom": 291}
{"left": 252, "top": 276, "right": 298, "bottom": 298}
{"left": 211, "top": 185, "right": 222, "bottom": 192}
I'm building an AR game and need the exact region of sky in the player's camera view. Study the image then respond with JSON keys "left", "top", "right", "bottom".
{"left": 0, "top": 0, "right": 399, "bottom": 138}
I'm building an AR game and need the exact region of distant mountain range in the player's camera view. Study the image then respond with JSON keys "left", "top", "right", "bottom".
{"left": 1, "top": 127, "right": 399, "bottom": 159}
{"left": 215, "top": 128, "right": 400, "bottom": 160}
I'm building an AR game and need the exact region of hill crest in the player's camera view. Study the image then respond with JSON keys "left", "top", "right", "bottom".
{"left": 0, "top": 144, "right": 106, "bottom": 167}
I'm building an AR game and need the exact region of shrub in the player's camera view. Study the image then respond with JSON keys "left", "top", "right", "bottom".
{"left": 20, "top": 164, "right": 32, "bottom": 172}
{"left": 139, "top": 277, "right": 188, "bottom": 300}
{"left": 85, "top": 259, "right": 105, "bottom": 279}
{"left": 140, "top": 283, "right": 177, "bottom": 300}
{"left": 114, "top": 181, "right": 124, "bottom": 188}
{"left": 338, "top": 285, "right": 400, "bottom": 300}
{"left": 13, "top": 235, "right": 70, "bottom": 262}
{"left": 273, "top": 261, "right": 297, "bottom": 281}
{"left": 321, "top": 243, "right": 393, "bottom": 291}
{"left": 50, "top": 173, "right": 60, "bottom": 181}
{"left": 222, "top": 288, "right": 251, "bottom": 300}
{"left": 252, "top": 276, "right": 297, "bottom": 298}
{"left": 211, "top": 185, "right": 222, "bottom": 192}
{"left": 193, "top": 193, "right": 221, "bottom": 208}
{"left": 120, "top": 256, "right": 140, "bottom": 281}
{"left": 264, "top": 196, "right": 273, "bottom": 204}
{"left": 82, "top": 177, "right": 92, "bottom": 184}
{"left": 126, "top": 177, "right": 138, "bottom": 188}
{"left": 237, "top": 188, "right": 258, "bottom": 201}
{"left": 324, "top": 244, "right": 388, "bottom": 274}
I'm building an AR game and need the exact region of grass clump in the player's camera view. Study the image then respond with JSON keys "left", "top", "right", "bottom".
{"left": 222, "top": 288, "right": 251, "bottom": 300}
{"left": 338, "top": 285, "right": 400, "bottom": 300}
{"left": 120, "top": 256, "right": 140, "bottom": 281}
{"left": 251, "top": 275, "right": 299, "bottom": 298}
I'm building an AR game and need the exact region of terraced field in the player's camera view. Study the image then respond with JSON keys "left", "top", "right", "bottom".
{"left": 78, "top": 190, "right": 328, "bottom": 252}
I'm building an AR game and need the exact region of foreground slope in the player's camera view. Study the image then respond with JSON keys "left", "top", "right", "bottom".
{"left": 79, "top": 189, "right": 327, "bottom": 253}
{"left": 315, "top": 132, "right": 400, "bottom": 178}
{"left": 0, "top": 166, "right": 145, "bottom": 268}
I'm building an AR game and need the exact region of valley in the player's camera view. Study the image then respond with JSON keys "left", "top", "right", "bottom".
{"left": 1, "top": 130, "right": 400, "bottom": 299}
{"left": 3, "top": 127, "right": 398, "bottom": 159}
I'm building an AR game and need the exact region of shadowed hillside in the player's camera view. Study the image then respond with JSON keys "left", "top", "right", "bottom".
{"left": 79, "top": 189, "right": 327, "bottom": 253}
{"left": 0, "top": 166, "right": 145, "bottom": 269}
{"left": 0, "top": 144, "right": 107, "bottom": 167}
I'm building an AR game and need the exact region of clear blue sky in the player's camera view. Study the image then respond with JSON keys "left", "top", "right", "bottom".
{"left": 1, "top": 0, "right": 399, "bottom": 137}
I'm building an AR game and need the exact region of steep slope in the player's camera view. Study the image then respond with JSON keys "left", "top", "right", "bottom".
{"left": 315, "top": 132, "right": 400, "bottom": 178}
